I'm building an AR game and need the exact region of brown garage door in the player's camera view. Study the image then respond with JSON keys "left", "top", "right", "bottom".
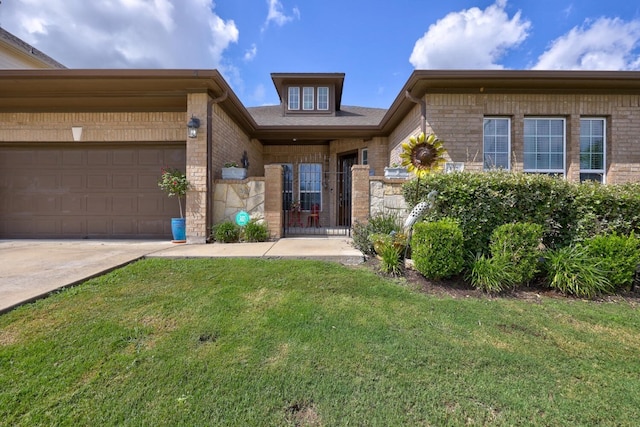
{"left": 0, "top": 143, "right": 186, "bottom": 239}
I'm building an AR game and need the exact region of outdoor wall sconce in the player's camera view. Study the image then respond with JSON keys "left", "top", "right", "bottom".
{"left": 71, "top": 126, "right": 83, "bottom": 142}
{"left": 187, "top": 116, "right": 200, "bottom": 138}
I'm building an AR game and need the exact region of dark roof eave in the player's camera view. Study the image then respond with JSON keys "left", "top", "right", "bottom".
{"left": 0, "top": 69, "right": 259, "bottom": 131}
{"left": 253, "top": 125, "right": 382, "bottom": 139}
{"left": 380, "top": 69, "right": 640, "bottom": 134}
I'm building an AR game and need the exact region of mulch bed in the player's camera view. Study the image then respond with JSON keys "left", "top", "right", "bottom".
{"left": 361, "top": 257, "right": 640, "bottom": 305}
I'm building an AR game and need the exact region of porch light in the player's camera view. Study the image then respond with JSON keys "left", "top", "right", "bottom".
{"left": 187, "top": 116, "right": 200, "bottom": 138}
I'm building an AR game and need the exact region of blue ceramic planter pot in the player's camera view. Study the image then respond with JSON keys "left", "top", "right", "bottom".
{"left": 171, "top": 218, "right": 186, "bottom": 242}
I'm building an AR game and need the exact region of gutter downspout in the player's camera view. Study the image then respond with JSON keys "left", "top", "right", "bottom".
{"left": 405, "top": 90, "right": 426, "bottom": 135}
{"left": 206, "top": 91, "right": 229, "bottom": 236}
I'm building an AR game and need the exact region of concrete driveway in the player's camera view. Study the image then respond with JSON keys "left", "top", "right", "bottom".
{"left": 0, "top": 237, "right": 363, "bottom": 314}
{"left": 0, "top": 240, "right": 172, "bottom": 313}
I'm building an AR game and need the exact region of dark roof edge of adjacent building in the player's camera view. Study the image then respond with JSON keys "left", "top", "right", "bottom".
{"left": 0, "top": 27, "right": 67, "bottom": 69}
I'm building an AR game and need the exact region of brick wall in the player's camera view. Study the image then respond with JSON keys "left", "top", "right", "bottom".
{"left": 388, "top": 92, "right": 640, "bottom": 183}
{"left": 0, "top": 111, "right": 184, "bottom": 142}
{"left": 210, "top": 103, "right": 263, "bottom": 179}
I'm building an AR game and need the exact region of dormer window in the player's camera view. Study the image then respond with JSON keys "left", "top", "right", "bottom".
{"left": 317, "top": 87, "right": 329, "bottom": 110}
{"left": 288, "top": 87, "right": 300, "bottom": 110}
{"left": 287, "top": 86, "right": 331, "bottom": 112}
{"left": 303, "top": 87, "right": 314, "bottom": 110}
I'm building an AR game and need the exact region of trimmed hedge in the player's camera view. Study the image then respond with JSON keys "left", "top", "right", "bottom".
{"left": 411, "top": 218, "right": 464, "bottom": 279}
{"left": 403, "top": 171, "right": 640, "bottom": 257}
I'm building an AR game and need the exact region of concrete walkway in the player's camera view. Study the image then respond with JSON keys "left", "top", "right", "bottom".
{"left": 0, "top": 237, "right": 363, "bottom": 313}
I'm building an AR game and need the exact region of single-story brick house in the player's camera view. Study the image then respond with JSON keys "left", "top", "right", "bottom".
{"left": 2, "top": 37, "right": 640, "bottom": 241}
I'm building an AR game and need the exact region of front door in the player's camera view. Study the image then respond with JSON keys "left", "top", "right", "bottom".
{"left": 337, "top": 152, "right": 357, "bottom": 226}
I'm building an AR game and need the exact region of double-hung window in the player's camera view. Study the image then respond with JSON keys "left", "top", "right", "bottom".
{"left": 483, "top": 117, "right": 510, "bottom": 170}
{"left": 580, "top": 118, "right": 606, "bottom": 183}
{"left": 288, "top": 87, "right": 300, "bottom": 110}
{"left": 303, "top": 87, "right": 314, "bottom": 110}
{"left": 523, "top": 118, "right": 565, "bottom": 175}
{"left": 317, "top": 87, "right": 329, "bottom": 110}
{"left": 299, "top": 163, "right": 322, "bottom": 211}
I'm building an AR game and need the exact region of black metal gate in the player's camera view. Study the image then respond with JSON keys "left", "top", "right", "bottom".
{"left": 282, "top": 159, "right": 352, "bottom": 237}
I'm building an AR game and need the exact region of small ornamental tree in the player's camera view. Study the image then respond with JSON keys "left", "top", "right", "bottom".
{"left": 158, "top": 168, "right": 190, "bottom": 218}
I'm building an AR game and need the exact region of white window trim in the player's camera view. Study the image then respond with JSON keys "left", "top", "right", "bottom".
{"left": 361, "top": 148, "right": 368, "bottom": 165}
{"left": 483, "top": 117, "right": 511, "bottom": 171}
{"left": 303, "top": 87, "right": 314, "bottom": 111}
{"left": 523, "top": 117, "right": 566, "bottom": 175}
{"left": 317, "top": 87, "right": 329, "bottom": 110}
{"left": 580, "top": 117, "right": 607, "bottom": 184}
{"left": 288, "top": 87, "right": 300, "bottom": 110}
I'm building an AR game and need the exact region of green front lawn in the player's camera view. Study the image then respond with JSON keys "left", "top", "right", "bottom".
{"left": 1, "top": 258, "right": 639, "bottom": 426}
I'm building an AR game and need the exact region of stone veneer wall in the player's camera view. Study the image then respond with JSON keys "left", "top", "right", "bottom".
{"left": 369, "top": 177, "right": 409, "bottom": 219}
{"left": 212, "top": 177, "right": 266, "bottom": 226}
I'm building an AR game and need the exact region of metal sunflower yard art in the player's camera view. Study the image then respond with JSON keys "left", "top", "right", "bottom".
{"left": 399, "top": 132, "right": 447, "bottom": 178}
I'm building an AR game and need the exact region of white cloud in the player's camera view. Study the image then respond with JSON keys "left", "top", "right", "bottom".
{"left": 263, "top": 0, "right": 300, "bottom": 30}
{"left": 409, "top": 0, "right": 531, "bottom": 69}
{"left": 244, "top": 44, "right": 258, "bottom": 61}
{"left": 2, "top": 0, "right": 239, "bottom": 69}
{"left": 533, "top": 17, "right": 640, "bottom": 70}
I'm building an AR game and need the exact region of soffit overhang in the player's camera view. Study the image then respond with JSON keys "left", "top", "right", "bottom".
{"left": 0, "top": 69, "right": 257, "bottom": 130}
{"left": 381, "top": 69, "right": 640, "bottom": 134}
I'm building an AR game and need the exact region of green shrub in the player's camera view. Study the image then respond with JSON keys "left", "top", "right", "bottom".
{"left": 403, "top": 171, "right": 640, "bottom": 257}
{"left": 411, "top": 218, "right": 464, "bottom": 279}
{"left": 352, "top": 212, "right": 403, "bottom": 255}
{"left": 544, "top": 246, "right": 613, "bottom": 298}
{"left": 212, "top": 221, "right": 240, "bottom": 243}
{"left": 379, "top": 242, "right": 404, "bottom": 276}
{"left": 574, "top": 181, "right": 640, "bottom": 240}
{"left": 489, "top": 222, "right": 544, "bottom": 285}
{"left": 403, "top": 171, "right": 576, "bottom": 257}
{"left": 581, "top": 233, "right": 640, "bottom": 289}
{"left": 466, "top": 254, "right": 517, "bottom": 293}
{"left": 369, "top": 232, "right": 408, "bottom": 256}
{"left": 243, "top": 220, "right": 270, "bottom": 242}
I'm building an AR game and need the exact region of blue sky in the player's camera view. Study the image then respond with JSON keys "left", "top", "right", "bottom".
{"left": 3, "top": 1, "right": 640, "bottom": 108}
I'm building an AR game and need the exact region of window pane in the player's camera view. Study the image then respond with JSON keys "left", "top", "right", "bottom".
{"left": 580, "top": 173, "right": 603, "bottom": 183}
{"left": 580, "top": 118, "right": 606, "bottom": 178}
{"left": 523, "top": 119, "right": 565, "bottom": 173}
{"left": 318, "top": 87, "right": 329, "bottom": 110}
{"left": 483, "top": 118, "right": 510, "bottom": 170}
{"left": 303, "top": 87, "right": 314, "bottom": 110}
{"left": 299, "top": 163, "right": 322, "bottom": 210}
{"left": 288, "top": 87, "right": 299, "bottom": 110}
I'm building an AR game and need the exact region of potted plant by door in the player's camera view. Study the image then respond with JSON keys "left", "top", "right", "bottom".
{"left": 221, "top": 162, "right": 248, "bottom": 180}
{"left": 158, "top": 168, "right": 190, "bottom": 242}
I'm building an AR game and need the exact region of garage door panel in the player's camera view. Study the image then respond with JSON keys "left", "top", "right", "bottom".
{"left": 62, "top": 174, "right": 84, "bottom": 189}
{"left": 88, "top": 174, "right": 109, "bottom": 189}
{"left": 87, "top": 219, "right": 109, "bottom": 235}
{"left": 62, "top": 195, "right": 83, "bottom": 212}
{"left": 114, "top": 150, "right": 135, "bottom": 165}
{"left": 139, "top": 219, "right": 165, "bottom": 235}
{"left": 0, "top": 144, "right": 185, "bottom": 238}
{"left": 37, "top": 150, "right": 62, "bottom": 166}
{"left": 88, "top": 151, "right": 109, "bottom": 166}
{"left": 113, "top": 196, "right": 135, "bottom": 213}
{"left": 63, "top": 150, "right": 84, "bottom": 166}
{"left": 62, "top": 219, "right": 83, "bottom": 234}
{"left": 113, "top": 174, "right": 135, "bottom": 189}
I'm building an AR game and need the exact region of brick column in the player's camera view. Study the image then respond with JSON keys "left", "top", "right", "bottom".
{"left": 264, "top": 164, "right": 283, "bottom": 239}
{"left": 351, "top": 164, "right": 371, "bottom": 226}
{"left": 186, "top": 92, "right": 208, "bottom": 243}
